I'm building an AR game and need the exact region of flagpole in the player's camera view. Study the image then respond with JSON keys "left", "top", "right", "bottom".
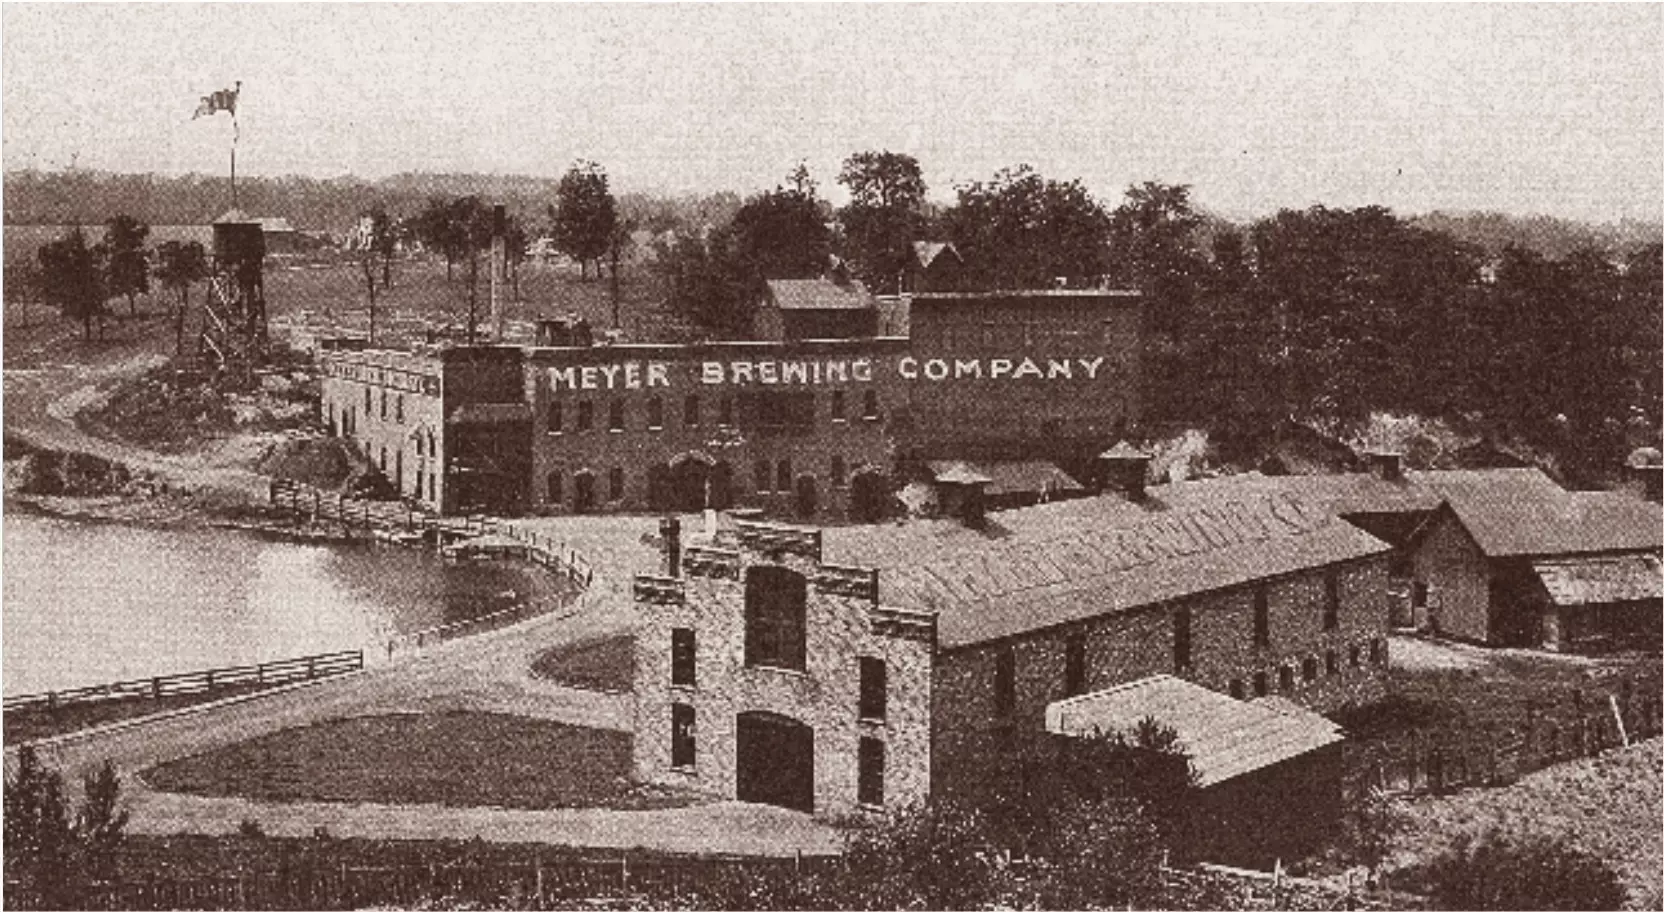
{"left": 230, "top": 116, "right": 238, "bottom": 210}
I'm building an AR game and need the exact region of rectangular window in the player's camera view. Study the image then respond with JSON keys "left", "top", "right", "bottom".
{"left": 609, "top": 467, "right": 625, "bottom": 500}
{"left": 1278, "top": 664, "right": 1294, "bottom": 692}
{"left": 395, "top": 395, "right": 405, "bottom": 424}
{"left": 1253, "top": 587, "right": 1269, "bottom": 648}
{"left": 859, "top": 656, "right": 887, "bottom": 720}
{"left": 380, "top": 390, "right": 388, "bottom": 421}
{"left": 671, "top": 628, "right": 695, "bottom": 688}
{"left": 1350, "top": 643, "right": 1362, "bottom": 667}
{"left": 1064, "top": 634, "right": 1086, "bottom": 696}
{"left": 719, "top": 395, "right": 734, "bottom": 426}
{"left": 994, "top": 648, "right": 1015, "bottom": 716}
{"left": 1323, "top": 570, "right": 1340, "bottom": 630}
{"left": 1229, "top": 679, "right": 1245, "bottom": 700}
{"left": 858, "top": 737, "right": 885, "bottom": 807}
{"left": 831, "top": 390, "right": 846, "bottom": 422}
{"left": 364, "top": 386, "right": 372, "bottom": 415}
{"left": 1371, "top": 638, "right": 1388, "bottom": 665}
{"left": 647, "top": 397, "right": 664, "bottom": 429}
{"left": 609, "top": 399, "right": 625, "bottom": 431}
{"left": 1253, "top": 671, "right": 1268, "bottom": 697}
{"left": 754, "top": 459, "right": 771, "bottom": 493}
{"left": 777, "top": 459, "right": 793, "bottom": 493}
{"left": 831, "top": 455, "right": 847, "bottom": 488}
{"left": 548, "top": 400, "right": 563, "bottom": 433}
{"left": 577, "top": 400, "right": 594, "bottom": 431}
{"left": 1326, "top": 649, "right": 1338, "bottom": 676}
{"left": 862, "top": 390, "right": 879, "bottom": 420}
{"left": 671, "top": 703, "right": 695, "bottom": 769}
{"left": 1173, "top": 606, "right": 1192, "bottom": 673}
{"left": 1302, "top": 656, "right": 1319, "bottom": 682}
{"left": 684, "top": 394, "right": 700, "bottom": 427}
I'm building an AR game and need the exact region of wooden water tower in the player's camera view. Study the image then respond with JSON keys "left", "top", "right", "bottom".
{"left": 200, "top": 213, "right": 270, "bottom": 382}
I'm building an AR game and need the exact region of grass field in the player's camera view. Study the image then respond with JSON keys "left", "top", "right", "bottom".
{"left": 141, "top": 711, "right": 699, "bottom": 811}
{"left": 4, "top": 683, "right": 284, "bottom": 745}
{"left": 530, "top": 635, "right": 635, "bottom": 694}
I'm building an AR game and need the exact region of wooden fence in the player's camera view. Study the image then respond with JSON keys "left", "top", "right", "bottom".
{"left": 1365, "top": 693, "right": 1663, "bottom": 797}
{"left": 1160, "top": 862, "right": 1426, "bottom": 911}
{"left": 53, "top": 851, "right": 838, "bottom": 911}
{"left": 2, "top": 650, "right": 364, "bottom": 716}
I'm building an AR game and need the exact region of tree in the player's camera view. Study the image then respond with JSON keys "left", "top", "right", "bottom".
{"left": 1416, "top": 828, "right": 1626, "bottom": 910}
{"left": 837, "top": 150, "right": 928, "bottom": 294}
{"left": 553, "top": 160, "right": 618, "bottom": 280}
{"left": 728, "top": 184, "right": 830, "bottom": 282}
{"left": 153, "top": 239, "right": 208, "bottom": 356}
{"left": 4, "top": 747, "right": 130, "bottom": 910}
{"left": 945, "top": 164, "right": 1111, "bottom": 290}
{"left": 1107, "top": 182, "right": 1209, "bottom": 336}
{"left": 37, "top": 226, "right": 106, "bottom": 341}
{"left": 101, "top": 214, "right": 150, "bottom": 317}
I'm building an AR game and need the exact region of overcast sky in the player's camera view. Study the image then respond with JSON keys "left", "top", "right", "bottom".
{"left": 4, "top": 3, "right": 1660, "bottom": 222}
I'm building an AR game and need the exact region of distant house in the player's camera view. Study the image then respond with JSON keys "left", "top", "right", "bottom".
{"left": 1406, "top": 478, "right": 1663, "bottom": 652}
{"left": 213, "top": 209, "right": 313, "bottom": 258}
{"left": 902, "top": 241, "right": 963, "bottom": 293}
{"left": 756, "top": 278, "right": 878, "bottom": 341}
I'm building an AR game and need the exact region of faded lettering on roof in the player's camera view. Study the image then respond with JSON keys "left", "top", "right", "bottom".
{"left": 897, "top": 492, "right": 1330, "bottom": 608}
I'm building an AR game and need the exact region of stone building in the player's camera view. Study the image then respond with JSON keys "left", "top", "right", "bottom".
{"left": 631, "top": 467, "right": 1397, "bottom": 819}
{"left": 632, "top": 519, "right": 935, "bottom": 816}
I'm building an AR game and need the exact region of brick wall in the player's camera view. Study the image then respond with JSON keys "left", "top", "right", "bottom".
{"left": 319, "top": 349, "right": 446, "bottom": 510}
{"left": 633, "top": 529, "right": 933, "bottom": 818}
{"left": 1410, "top": 511, "right": 1492, "bottom": 642}
{"left": 932, "top": 556, "right": 1392, "bottom": 760}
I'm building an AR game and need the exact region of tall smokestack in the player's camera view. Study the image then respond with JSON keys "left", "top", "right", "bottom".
{"left": 1365, "top": 450, "right": 1404, "bottom": 482}
{"left": 490, "top": 204, "right": 506, "bottom": 343}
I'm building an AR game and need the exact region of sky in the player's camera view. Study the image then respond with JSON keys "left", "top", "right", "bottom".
{"left": 3, "top": 3, "right": 1660, "bottom": 222}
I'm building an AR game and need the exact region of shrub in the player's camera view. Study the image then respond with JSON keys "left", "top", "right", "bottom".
{"left": 3, "top": 748, "right": 131, "bottom": 909}
{"left": 1416, "top": 828, "right": 1626, "bottom": 910}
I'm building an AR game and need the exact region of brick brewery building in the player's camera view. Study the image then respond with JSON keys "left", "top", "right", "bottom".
{"left": 631, "top": 464, "right": 1394, "bottom": 857}
{"left": 318, "top": 288, "right": 1141, "bottom": 518}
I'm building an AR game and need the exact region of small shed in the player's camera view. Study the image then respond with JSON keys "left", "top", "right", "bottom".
{"left": 756, "top": 278, "right": 878, "bottom": 341}
{"left": 1048, "top": 675, "right": 1345, "bottom": 868}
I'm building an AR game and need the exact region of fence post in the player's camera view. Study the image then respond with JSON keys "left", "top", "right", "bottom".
{"left": 308, "top": 656, "right": 317, "bottom": 679}
{"left": 152, "top": 677, "right": 162, "bottom": 699}
{"left": 535, "top": 853, "right": 544, "bottom": 908}
{"left": 47, "top": 691, "right": 57, "bottom": 714}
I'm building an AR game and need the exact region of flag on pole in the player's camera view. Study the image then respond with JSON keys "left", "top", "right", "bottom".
{"left": 192, "top": 82, "right": 240, "bottom": 120}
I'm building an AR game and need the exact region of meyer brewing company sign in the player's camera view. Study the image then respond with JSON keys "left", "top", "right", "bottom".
{"left": 546, "top": 355, "right": 1111, "bottom": 391}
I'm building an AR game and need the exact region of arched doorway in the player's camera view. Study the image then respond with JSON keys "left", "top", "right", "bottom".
{"left": 793, "top": 473, "right": 818, "bottom": 518}
{"left": 735, "top": 711, "right": 814, "bottom": 812}
{"left": 573, "top": 470, "right": 596, "bottom": 514}
{"left": 849, "top": 467, "right": 890, "bottom": 522}
{"left": 668, "top": 451, "right": 715, "bottom": 512}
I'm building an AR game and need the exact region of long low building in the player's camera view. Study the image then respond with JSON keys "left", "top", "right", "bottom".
{"left": 317, "top": 289, "right": 1142, "bottom": 518}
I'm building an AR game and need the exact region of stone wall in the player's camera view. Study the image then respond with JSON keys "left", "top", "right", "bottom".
{"left": 633, "top": 525, "right": 934, "bottom": 817}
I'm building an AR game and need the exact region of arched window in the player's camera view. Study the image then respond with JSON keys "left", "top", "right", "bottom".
{"left": 547, "top": 471, "right": 562, "bottom": 504}
{"left": 426, "top": 430, "right": 437, "bottom": 456}
{"left": 744, "top": 566, "right": 807, "bottom": 671}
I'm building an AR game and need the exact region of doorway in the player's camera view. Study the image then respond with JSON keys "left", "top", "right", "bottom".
{"left": 735, "top": 711, "right": 814, "bottom": 813}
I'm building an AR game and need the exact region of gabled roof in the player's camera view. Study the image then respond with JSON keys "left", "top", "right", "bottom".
{"left": 1046, "top": 675, "right": 1344, "bottom": 787}
{"left": 825, "top": 474, "right": 1390, "bottom": 650}
{"left": 1428, "top": 484, "right": 1662, "bottom": 558}
{"left": 926, "top": 459, "right": 1082, "bottom": 497}
{"left": 764, "top": 278, "right": 876, "bottom": 311}
{"left": 912, "top": 240, "right": 961, "bottom": 269}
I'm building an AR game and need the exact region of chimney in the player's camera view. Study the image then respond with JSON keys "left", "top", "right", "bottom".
{"left": 1097, "top": 442, "right": 1153, "bottom": 501}
{"left": 1365, "top": 450, "right": 1404, "bottom": 482}
{"left": 490, "top": 204, "right": 507, "bottom": 343}
{"left": 659, "top": 515, "right": 682, "bottom": 577}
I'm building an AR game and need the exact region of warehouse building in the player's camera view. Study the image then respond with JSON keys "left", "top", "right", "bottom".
{"left": 630, "top": 464, "right": 1395, "bottom": 822}
{"left": 318, "top": 289, "right": 1142, "bottom": 518}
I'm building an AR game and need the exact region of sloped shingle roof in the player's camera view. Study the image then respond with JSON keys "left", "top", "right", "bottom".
{"left": 1430, "top": 483, "right": 1662, "bottom": 558}
{"left": 1533, "top": 554, "right": 1664, "bottom": 606}
{"left": 765, "top": 278, "right": 876, "bottom": 311}
{"left": 926, "top": 459, "right": 1083, "bottom": 497}
{"left": 1046, "top": 675, "right": 1344, "bottom": 787}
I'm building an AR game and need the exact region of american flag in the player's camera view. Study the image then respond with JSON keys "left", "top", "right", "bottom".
{"left": 192, "top": 83, "right": 239, "bottom": 120}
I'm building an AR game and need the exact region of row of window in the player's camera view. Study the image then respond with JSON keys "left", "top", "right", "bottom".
{"left": 669, "top": 626, "right": 888, "bottom": 721}
{"left": 1251, "top": 573, "right": 1343, "bottom": 649}
{"left": 1226, "top": 639, "right": 1388, "bottom": 700}
{"left": 666, "top": 703, "right": 886, "bottom": 807}
{"left": 352, "top": 386, "right": 407, "bottom": 425}
{"left": 543, "top": 456, "right": 858, "bottom": 505}
{"left": 547, "top": 390, "right": 880, "bottom": 434}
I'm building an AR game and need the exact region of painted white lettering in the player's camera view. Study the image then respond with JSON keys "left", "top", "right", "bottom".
{"left": 852, "top": 359, "right": 874, "bottom": 382}
{"left": 924, "top": 359, "right": 950, "bottom": 381}
{"left": 782, "top": 361, "right": 808, "bottom": 384}
{"left": 989, "top": 358, "right": 1014, "bottom": 379}
{"left": 1046, "top": 359, "right": 1073, "bottom": 379}
{"left": 1077, "top": 356, "right": 1106, "bottom": 379}
{"left": 1013, "top": 357, "right": 1044, "bottom": 380}
{"left": 811, "top": 362, "right": 823, "bottom": 384}
{"left": 624, "top": 363, "right": 641, "bottom": 389}
{"left": 758, "top": 361, "right": 779, "bottom": 384}
{"left": 898, "top": 357, "right": 919, "bottom": 380}
{"left": 954, "top": 359, "right": 983, "bottom": 379}
{"left": 827, "top": 361, "right": 849, "bottom": 383}
{"left": 701, "top": 362, "right": 724, "bottom": 385}
{"left": 580, "top": 366, "right": 600, "bottom": 391}
{"left": 730, "top": 361, "right": 755, "bottom": 385}
{"left": 647, "top": 363, "right": 670, "bottom": 388}
{"left": 599, "top": 365, "right": 622, "bottom": 389}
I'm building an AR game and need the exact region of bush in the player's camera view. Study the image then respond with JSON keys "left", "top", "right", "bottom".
{"left": 3, "top": 747, "right": 131, "bottom": 909}
{"left": 1415, "top": 828, "right": 1626, "bottom": 910}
